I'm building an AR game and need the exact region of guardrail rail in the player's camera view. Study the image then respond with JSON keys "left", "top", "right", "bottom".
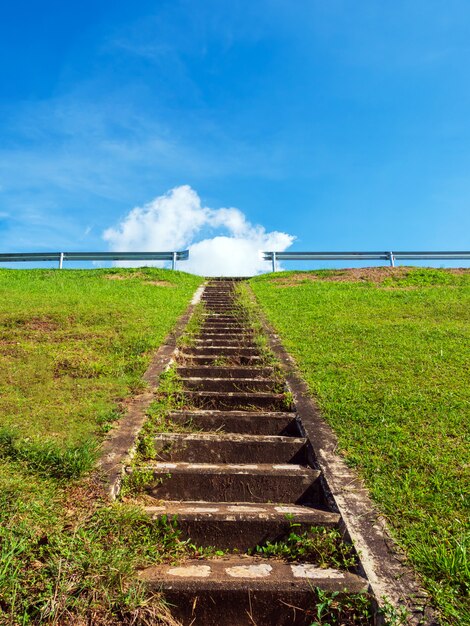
{"left": 262, "top": 251, "right": 470, "bottom": 272}
{"left": 0, "top": 250, "right": 190, "bottom": 270}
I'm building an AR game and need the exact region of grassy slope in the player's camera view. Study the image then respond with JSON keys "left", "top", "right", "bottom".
{"left": 0, "top": 268, "right": 202, "bottom": 625}
{"left": 250, "top": 268, "right": 470, "bottom": 624}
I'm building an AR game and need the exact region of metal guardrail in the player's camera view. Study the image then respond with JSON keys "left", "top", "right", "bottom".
{"left": 262, "top": 251, "right": 470, "bottom": 272}
{"left": 0, "top": 251, "right": 190, "bottom": 270}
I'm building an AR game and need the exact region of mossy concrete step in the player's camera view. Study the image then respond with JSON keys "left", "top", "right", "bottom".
{"left": 202, "top": 303, "right": 238, "bottom": 308}
{"left": 198, "top": 331, "right": 254, "bottom": 338}
{"left": 179, "top": 354, "right": 263, "bottom": 366}
{"left": 182, "top": 390, "right": 288, "bottom": 411}
{"left": 139, "top": 557, "right": 367, "bottom": 626}
{"left": 168, "top": 410, "right": 299, "bottom": 435}
{"left": 200, "top": 325, "right": 250, "bottom": 333}
{"left": 201, "top": 319, "right": 246, "bottom": 325}
{"left": 177, "top": 365, "right": 273, "bottom": 378}
{"left": 181, "top": 377, "right": 278, "bottom": 393}
{"left": 183, "top": 346, "right": 260, "bottom": 356}
{"left": 203, "top": 308, "right": 243, "bottom": 312}
{"left": 202, "top": 300, "right": 236, "bottom": 304}
{"left": 145, "top": 501, "right": 340, "bottom": 549}
{"left": 152, "top": 432, "right": 308, "bottom": 463}
{"left": 194, "top": 338, "right": 257, "bottom": 347}
{"left": 202, "top": 315, "right": 246, "bottom": 322}
{"left": 133, "top": 462, "right": 323, "bottom": 504}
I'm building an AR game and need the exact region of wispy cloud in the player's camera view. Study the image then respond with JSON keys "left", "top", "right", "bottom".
{"left": 103, "top": 185, "right": 295, "bottom": 276}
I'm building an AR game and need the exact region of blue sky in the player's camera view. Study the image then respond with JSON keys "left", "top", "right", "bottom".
{"left": 0, "top": 0, "right": 469, "bottom": 272}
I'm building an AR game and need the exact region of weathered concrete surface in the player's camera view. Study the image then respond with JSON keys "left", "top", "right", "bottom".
{"left": 134, "top": 462, "right": 323, "bottom": 504}
{"left": 152, "top": 431, "right": 308, "bottom": 463}
{"left": 176, "top": 365, "right": 273, "bottom": 378}
{"left": 183, "top": 345, "right": 259, "bottom": 356}
{"left": 182, "top": 390, "right": 288, "bottom": 411}
{"left": 145, "top": 500, "right": 339, "bottom": 549}
{"left": 168, "top": 409, "right": 300, "bottom": 435}
{"left": 180, "top": 376, "right": 278, "bottom": 392}
{"left": 179, "top": 353, "right": 263, "bottom": 366}
{"left": 139, "top": 557, "right": 367, "bottom": 626}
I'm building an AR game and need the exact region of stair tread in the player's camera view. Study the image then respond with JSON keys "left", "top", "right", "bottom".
{"left": 183, "top": 390, "right": 285, "bottom": 398}
{"left": 144, "top": 500, "right": 338, "bottom": 523}
{"left": 154, "top": 432, "right": 306, "bottom": 444}
{"left": 139, "top": 556, "right": 366, "bottom": 592}
{"left": 170, "top": 410, "right": 295, "bottom": 417}
{"left": 135, "top": 462, "right": 317, "bottom": 476}
{"left": 181, "top": 376, "right": 274, "bottom": 382}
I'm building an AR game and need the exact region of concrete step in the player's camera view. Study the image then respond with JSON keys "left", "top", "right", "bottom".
{"left": 194, "top": 338, "right": 256, "bottom": 347}
{"left": 182, "top": 390, "right": 289, "bottom": 411}
{"left": 139, "top": 557, "right": 367, "bottom": 626}
{"left": 202, "top": 295, "right": 236, "bottom": 299}
{"left": 177, "top": 366, "right": 273, "bottom": 378}
{"left": 169, "top": 410, "right": 300, "bottom": 435}
{"left": 183, "top": 346, "right": 260, "bottom": 356}
{"left": 200, "top": 325, "right": 249, "bottom": 333}
{"left": 198, "top": 328, "right": 251, "bottom": 334}
{"left": 204, "top": 308, "right": 240, "bottom": 313}
{"left": 202, "top": 315, "right": 244, "bottom": 322}
{"left": 201, "top": 319, "right": 246, "bottom": 325}
{"left": 179, "top": 354, "right": 263, "bottom": 366}
{"left": 202, "top": 295, "right": 234, "bottom": 299}
{"left": 181, "top": 377, "right": 278, "bottom": 393}
{"left": 152, "top": 432, "right": 308, "bottom": 464}
{"left": 145, "top": 501, "right": 340, "bottom": 549}
{"left": 133, "top": 462, "right": 323, "bottom": 504}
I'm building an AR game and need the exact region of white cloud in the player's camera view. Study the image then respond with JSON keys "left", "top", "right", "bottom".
{"left": 103, "top": 185, "right": 295, "bottom": 276}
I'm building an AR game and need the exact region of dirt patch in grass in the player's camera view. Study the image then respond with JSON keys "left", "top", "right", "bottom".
{"left": 270, "top": 267, "right": 470, "bottom": 286}
{"left": 144, "top": 280, "right": 173, "bottom": 287}
{"left": 13, "top": 315, "right": 60, "bottom": 331}
{"left": 104, "top": 273, "right": 173, "bottom": 287}
{"left": 104, "top": 272, "right": 146, "bottom": 281}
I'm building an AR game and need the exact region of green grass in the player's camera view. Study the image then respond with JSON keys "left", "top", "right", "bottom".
{"left": 251, "top": 523, "right": 358, "bottom": 570}
{"left": 0, "top": 267, "right": 202, "bottom": 625}
{"left": 249, "top": 267, "right": 470, "bottom": 624}
{"left": 0, "top": 267, "right": 201, "bottom": 443}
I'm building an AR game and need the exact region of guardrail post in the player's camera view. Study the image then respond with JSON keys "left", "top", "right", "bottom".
{"left": 59, "top": 253, "right": 64, "bottom": 269}
{"left": 272, "top": 252, "right": 277, "bottom": 273}
{"left": 388, "top": 251, "right": 395, "bottom": 267}
{"left": 172, "top": 251, "right": 177, "bottom": 271}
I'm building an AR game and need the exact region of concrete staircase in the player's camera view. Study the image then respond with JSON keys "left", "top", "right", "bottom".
{"left": 134, "top": 280, "right": 369, "bottom": 625}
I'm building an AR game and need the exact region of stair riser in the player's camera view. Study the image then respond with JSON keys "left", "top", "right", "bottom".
{"left": 153, "top": 439, "right": 308, "bottom": 464}
{"left": 145, "top": 472, "right": 323, "bottom": 504}
{"left": 183, "top": 346, "right": 260, "bottom": 356}
{"left": 168, "top": 413, "right": 300, "bottom": 435}
{"left": 203, "top": 313, "right": 243, "bottom": 325}
{"left": 183, "top": 393, "right": 288, "bottom": 412}
{"left": 180, "top": 355, "right": 262, "bottom": 366}
{"left": 177, "top": 367, "right": 272, "bottom": 378}
{"left": 151, "top": 518, "right": 336, "bottom": 551}
{"left": 197, "top": 329, "right": 252, "bottom": 336}
{"left": 145, "top": 588, "right": 358, "bottom": 626}
{"left": 182, "top": 379, "right": 277, "bottom": 393}
{"left": 200, "top": 326, "right": 249, "bottom": 333}
{"left": 195, "top": 339, "right": 256, "bottom": 347}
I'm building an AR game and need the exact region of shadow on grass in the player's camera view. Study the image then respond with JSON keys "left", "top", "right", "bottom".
{"left": 0, "top": 427, "right": 98, "bottom": 479}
